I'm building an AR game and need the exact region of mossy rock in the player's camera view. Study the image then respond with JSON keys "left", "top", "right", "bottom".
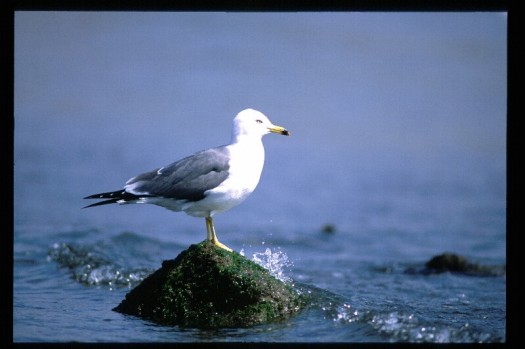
{"left": 113, "top": 241, "right": 305, "bottom": 328}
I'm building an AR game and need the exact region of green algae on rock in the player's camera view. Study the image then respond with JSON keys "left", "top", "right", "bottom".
{"left": 113, "top": 241, "right": 305, "bottom": 328}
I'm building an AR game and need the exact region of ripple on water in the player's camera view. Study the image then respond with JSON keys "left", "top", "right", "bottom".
{"left": 48, "top": 242, "right": 152, "bottom": 289}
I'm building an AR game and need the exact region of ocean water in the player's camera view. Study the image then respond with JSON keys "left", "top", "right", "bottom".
{"left": 14, "top": 12, "right": 506, "bottom": 343}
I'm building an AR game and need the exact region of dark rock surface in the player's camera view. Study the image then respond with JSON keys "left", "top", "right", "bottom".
{"left": 113, "top": 241, "right": 305, "bottom": 328}
{"left": 423, "top": 252, "right": 505, "bottom": 277}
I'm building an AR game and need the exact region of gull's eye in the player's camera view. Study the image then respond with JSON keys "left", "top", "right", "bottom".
{"left": 255, "top": 119, "right": 263, "bottom": 124}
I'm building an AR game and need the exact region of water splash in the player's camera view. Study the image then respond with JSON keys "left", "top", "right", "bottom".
{"left": 333, "top": 303, "right": 362, "bottom": 324}
{"left": 249, "top": 247, "right": 293, "bottom": 283}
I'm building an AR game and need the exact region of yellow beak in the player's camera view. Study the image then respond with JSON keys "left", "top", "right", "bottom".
{"left": 268, "top": 125, "right": 291, "bottom": 136}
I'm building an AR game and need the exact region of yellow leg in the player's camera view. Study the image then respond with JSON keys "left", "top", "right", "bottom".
{"left": 205, "top": 217, "right": 212, "bottom": 241}
{"left": 205, "top": 216, "right": 233, "bottom": 252}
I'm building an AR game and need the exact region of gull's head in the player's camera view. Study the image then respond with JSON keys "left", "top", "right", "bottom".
{"left": 232, "top": 109, "right": 290, "bottom": 140}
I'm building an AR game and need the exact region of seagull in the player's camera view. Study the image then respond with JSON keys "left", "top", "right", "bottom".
{"left": 84, "top": 108, "right": 290, "bottom": 252}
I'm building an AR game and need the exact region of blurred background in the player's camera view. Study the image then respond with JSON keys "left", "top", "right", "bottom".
{"left": 14, "top": 12, "right": 506, "bottom": 342}
{"left": 15, "top": 12, "right": 506, "bottom": 246}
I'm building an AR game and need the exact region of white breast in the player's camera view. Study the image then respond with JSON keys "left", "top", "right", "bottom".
{"left": 190, "top": 139, "right": 265, "bottom": 216}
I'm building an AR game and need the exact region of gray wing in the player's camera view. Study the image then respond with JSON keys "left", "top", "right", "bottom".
{"left": 125, "top": 147, "right": 231, "bottom": 202}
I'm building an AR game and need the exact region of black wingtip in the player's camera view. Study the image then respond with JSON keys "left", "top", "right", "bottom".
{"left": 82, "top": 189, "right": 144, "bottom": 209}
{"left": 82, "top": 198, "right": 120, "bottom": 209}
{"left": 84, "top": 190, "right": 125, "bottom": 200}
{"left": 83, "top": 190, "right": 125, "bottom": 208}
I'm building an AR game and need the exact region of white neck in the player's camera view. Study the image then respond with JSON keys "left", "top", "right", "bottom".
{"left": 227, "top": 135, "right": 265, "bottom": 188}
{"left": 231, "top": 131, "right": 265, "bottom": 145}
